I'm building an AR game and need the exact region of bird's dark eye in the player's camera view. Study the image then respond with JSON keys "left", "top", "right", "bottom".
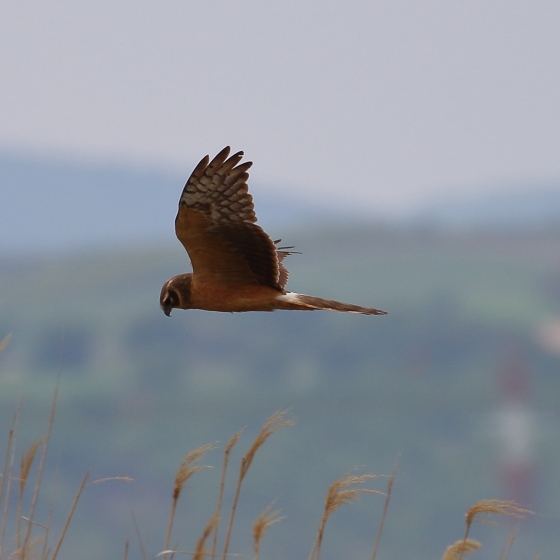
{"left": 165, "top": 290, "right": 180, "bottom": 307}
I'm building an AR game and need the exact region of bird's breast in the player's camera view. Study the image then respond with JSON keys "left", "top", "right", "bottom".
{"left": 189, "top": 279, "right": 283, "bottom": 312}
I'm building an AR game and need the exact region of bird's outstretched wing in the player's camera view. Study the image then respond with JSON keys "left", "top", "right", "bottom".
{"left": 175, "top": 147, "right": 285, "bottom": 289}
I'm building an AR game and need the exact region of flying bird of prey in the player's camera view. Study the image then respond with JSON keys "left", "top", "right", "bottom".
{"left": 160, "top": 147, "right": 387, "bottom": 316}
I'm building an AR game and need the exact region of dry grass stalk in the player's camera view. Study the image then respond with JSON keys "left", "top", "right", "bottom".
{"left": 123, "top": 539, "right": 129, "bottom": 560}
{"left": 0, "top": 334, "right": 11, "bottom": 354}
{"left": 9, "top": 536, "right": 43, "bottom": 560}
{"left": 0, "top": 337, "right": 15, "bottom": 558}
{"left": 42, "top": 440, "right": 68, "bottom": 560}
{"left": 1, "top": 390, "right": 120, "bottom": 560}
{"left": 90, "top": 477, "right": 134, "bottom": 485}
{"left": 50, "top": 471, "right": 90, "bottom": 560}
{"left": 210, "top": 430, "right": 243, "bottom": 560}
{"left": 460, "top": 500, "right": 532, "bottom": 560}
{"left": 19, "top": 517, "right": 48, "bottom": 530}
{"left": 193, "top": 514, "right": 218, "bottom": 560}
{"left": 0, "top": 427, "right": 14, "bottom": 510}
{"left": 497, "top": 531, "right": 517, "bottom": 560}
{"left": 309, "top": 473, "right": 381, "bottom": 560}
{"left": 1, "top": 406, "right": 20, "bottom": 560}
{"left": 132, "top": 511, "right": 149, "bottom": 560}
{"left": 221, "top": 411, "right": 293, "bottom": 560}
{"left": 21, "top": 377, "right": 59, "bottom": 559}
{"left": 252, "top": 503, "right": 283, "bottom": 560}
{"left": 163, "top": 444, "right": 213, "bottom": 560}
{"left": 16, "top": 439, "right": 43, "bottom": 552}
{"left": 441, "top": 539, "right": 481, "bottom": 560}
{"left": 39, "top": 492, "right": 55, "bottom": 560}
{"left": 371, "top": 457, "right": 398, "bottom": 560}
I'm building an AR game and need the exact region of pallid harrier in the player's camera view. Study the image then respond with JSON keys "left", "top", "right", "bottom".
{"left": 160, "top": 147, "right": 387, "bottom": 316}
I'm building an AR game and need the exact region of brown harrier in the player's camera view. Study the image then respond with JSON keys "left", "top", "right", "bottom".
{"left": 160, "top": 147, "right": 387, "bottom": 316}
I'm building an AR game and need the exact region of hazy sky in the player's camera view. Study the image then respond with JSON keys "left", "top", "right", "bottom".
{"left": 2, "top": 1, "right": 560, "bottom": 216}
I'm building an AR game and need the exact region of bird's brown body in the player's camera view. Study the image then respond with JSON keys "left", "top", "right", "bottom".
{"left": 161, "top": 274, "right": 311, "bottom": 313}
{"left": 160, "top": 147, "right": 387, "bottom": 316}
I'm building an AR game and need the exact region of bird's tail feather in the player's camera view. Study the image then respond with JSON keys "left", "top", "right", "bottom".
{"left": 277, "top": 293, "right": 387, "bottom": 315}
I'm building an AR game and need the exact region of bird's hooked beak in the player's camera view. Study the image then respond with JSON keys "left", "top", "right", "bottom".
{"left": 162, "top": 300, "right": 173, "bottom": 317}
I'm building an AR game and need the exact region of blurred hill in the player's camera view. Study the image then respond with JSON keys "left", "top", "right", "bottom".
{"left": 2, "top": 151, "right": 560, "bottom": 255}
{"left": 2, "top": 224, "right": 560, "bottom": 559}
{"left": 0, "top": 152, "right": 338, "bottom": 255}
{"left": 418, "top": 183, "right": 560, "bottom": 230}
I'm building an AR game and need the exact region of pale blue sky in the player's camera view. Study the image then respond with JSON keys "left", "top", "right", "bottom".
{"left": 1, "top": 0, "right": 559, "bottom": 216}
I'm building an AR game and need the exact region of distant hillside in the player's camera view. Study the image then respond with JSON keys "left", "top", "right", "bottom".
{"left": 416, "top": 183, "right": 560, "bottom": 229}
{"left": 0, "top": 152, "right": 331, "bottom": 255}
{"left": 3, "top": 152, "right": 560, "bottom": 257}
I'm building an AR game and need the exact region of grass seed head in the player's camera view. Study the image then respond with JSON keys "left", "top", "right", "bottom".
{"left": 19, "top": 439, "right": 42, "bottom": 495}
{"left": 225, "top": 429, "right": 243, "bottom": 455}
{"left": 173, "top": 444, "right": 213, "bottom": 501}
{"left": 442, "top": 539, "right": 481, "bottom": 560}
{"left": 310, "top": 472, "right": 381, "bottom": 560}
{"left": 253, "top": 503, "right": 283, "bottom": 558}
{"left": 465, "top": 500, "right": 533, "bottom": 528}
{"left": 241, "top": 410, "right": 293, "bottom": 478}
{"left": 324, "top": 474, "right": 380, "bottom": 516}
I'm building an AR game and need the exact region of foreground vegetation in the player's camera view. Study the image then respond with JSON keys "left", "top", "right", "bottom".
{"left": 1, "top": 226, "right": 559, "bottom": 558}
{"left": 0, "top": 372, "right": 533, "bottom": 560}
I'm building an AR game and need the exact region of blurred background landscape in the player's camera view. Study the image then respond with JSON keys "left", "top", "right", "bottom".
{"left": 2, "top": 157, "right": 560, "bottom": 559}
{"left": 2, "top": 2, "right": 560, "bottom": 559}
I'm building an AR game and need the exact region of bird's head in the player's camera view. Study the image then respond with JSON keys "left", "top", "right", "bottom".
{"left": 160, "top": 274, "right": 192, "bottom": 316}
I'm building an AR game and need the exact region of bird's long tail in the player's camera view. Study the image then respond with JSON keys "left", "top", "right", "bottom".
{"left": 276, "top": 292, "right": 387, "bottom": 315}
